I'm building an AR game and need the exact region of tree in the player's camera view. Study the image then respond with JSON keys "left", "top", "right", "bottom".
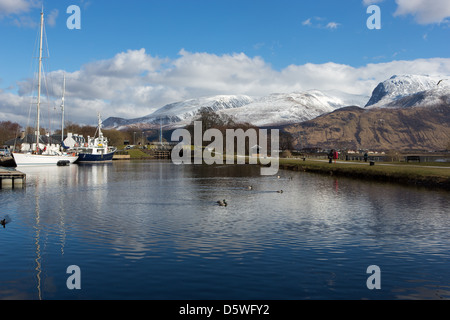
{"left": 0, "top": 121, "right": 22, "bottom": 145}
{"left": 385, "top": 149, "right": 401, "bottom": 162}
{"left": 102, "top": 129, "right": 125, "bottom": 146}
{"left": 185, "top": 107, "right": 261, "bottom": 155}
{"left": 185, "top": 107, "right": 237, "bottom": 146}
{"left": 192, "top": 107, "right": 236, "bottom": 133}
{"left": 279, "top": 131, "right": 294, "bottom": 151}
{"left": 62, "top": 121, "right": 82, "bottom": 136}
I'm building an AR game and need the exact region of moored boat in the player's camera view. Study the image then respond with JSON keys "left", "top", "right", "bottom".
{"left": 12, "top": 10, "right": 78, "bottom": 167}
{"left": 12, "top": 152, "right": 78, "bottom": 166}
{"left": 76, "top": 114, "right": 117, "bottom": 163}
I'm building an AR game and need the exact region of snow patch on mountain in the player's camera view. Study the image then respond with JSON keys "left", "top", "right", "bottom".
{"left": 220, "top": 90, "right": 351, "bottom": 126}
{"left": 149, "top": 95, "right": 254, "bottom": 123}
{"left": 103, "top": 95, "right": 254, "bottom": 129}
{"left": 365, "top": 74, "right": 450, "bottom": 108}
{"left": 103, "top": 90, "right": 365, "bottom": 129}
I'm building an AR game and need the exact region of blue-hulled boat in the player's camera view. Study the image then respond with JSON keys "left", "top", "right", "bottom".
{"left": 76, "top": 114, "right": 117, "bottom": 163}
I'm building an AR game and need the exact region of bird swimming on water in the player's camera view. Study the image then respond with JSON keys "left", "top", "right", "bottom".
{"left": 217, "top": 200, "right": 228, "bottom": 207}
{"left": 277, "top": 190, "right": 284, "bottom": 194}
{"left": 1, "top": 215, "right": 11, "bottom": 228}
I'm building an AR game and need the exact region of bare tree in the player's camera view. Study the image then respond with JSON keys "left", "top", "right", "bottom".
{"left": 0, "top": 121, "right": 22, "bottom": 145}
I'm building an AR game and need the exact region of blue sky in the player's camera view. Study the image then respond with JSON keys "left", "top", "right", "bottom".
{"left": 1, "top": 0, "right": 449, "bottom": 125}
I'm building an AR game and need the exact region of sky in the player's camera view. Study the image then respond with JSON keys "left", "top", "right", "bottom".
{"left": 0, "top": 0, "right": 449, "bottom": 127}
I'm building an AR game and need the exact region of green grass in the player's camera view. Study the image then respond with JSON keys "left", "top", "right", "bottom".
{"left": 278, "top": 158, "right": 450, "bottom": 190}
{"left": 384, "top": 161, "right": 450, "bottom": 167}
{"left": 126, "top": 149, "right": 153, "bottom": 159}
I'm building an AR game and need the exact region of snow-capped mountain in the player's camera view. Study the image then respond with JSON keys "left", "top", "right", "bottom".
{"left": 103, "top": 95, "right": 254, "bottom": 129}
{"left": 365, "top": 74, "right": 450, "bottom": 108}
{"left": 103, "top": 90, "right": 362, "bottom": 129}
{"left": 148, "top": 95, "right": 254, "bottom": 124}
{"left": 220, "top": 90, "right": 352, "bottom": 127}
{"left": 385, "top": 86, "right": 450, "bottom": 109}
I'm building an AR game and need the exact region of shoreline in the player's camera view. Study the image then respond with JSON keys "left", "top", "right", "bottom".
{"left": 278, "top": 159, "right": 450, "bottom": 191}
{"left": 113, "top": 151, "right": 450, "bottom": 191}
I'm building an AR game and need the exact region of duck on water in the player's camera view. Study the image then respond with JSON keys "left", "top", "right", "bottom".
{"left": 217, "top": 200, "right": 228, "bottom": 207}
{"left": 1, "top": 215, "right": 11, "bottom": 228}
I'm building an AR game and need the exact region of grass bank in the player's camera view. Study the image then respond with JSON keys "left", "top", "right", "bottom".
{"left": 278, "top": 158, "right": 450, "bottom": 190}
{"left": 124, "top": 149, "right": 154, "bottom": 159}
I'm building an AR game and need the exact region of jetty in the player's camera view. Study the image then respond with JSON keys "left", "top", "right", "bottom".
{"left": 0, "top": 168, "right": 26, "bottom": 189}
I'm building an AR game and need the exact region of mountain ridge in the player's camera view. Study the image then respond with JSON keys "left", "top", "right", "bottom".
{"left": 102, "top": 74, "right": 450, "bottom": 151}
{"left": 365, "top": 74, "right": 450, "bottom": 108}
{"left": 104, "top": 74, "right": 449, "bottom": 130}
{"left": 103, "top": 90, "right": 367, "bottom": 129}
{"left": 284, "top": 104, "right": 450, "bottom": 151}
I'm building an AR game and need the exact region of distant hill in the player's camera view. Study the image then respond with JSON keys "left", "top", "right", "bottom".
{"left": 284, "top": 104, "right": 450, "bottom": 151}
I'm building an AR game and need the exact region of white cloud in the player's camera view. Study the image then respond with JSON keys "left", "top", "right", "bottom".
{"left": 363, "top": 0, "right": 450, "bottom": 25}
{"left": 46, "top": 9, "right": 58, "bottom": 27}
{"left": 394, "top": 0, "right": 450, "bottom": 24}
{"left": 2, "top": 49, "right": 450, "bottom": 127}
{"left": 326, "top": 22, "right": 340, "bottom": 29}
{"left": 0, "top": 0, "right": 59, "bottom": 28}
{"left": 302, "top": 17, "right": 341, "bottom": 29}
{"left": 0, "top": 0, "right": 38, "bottom": 17}
{"left": 302, "top": 18, "right": 312, "bottom": 26}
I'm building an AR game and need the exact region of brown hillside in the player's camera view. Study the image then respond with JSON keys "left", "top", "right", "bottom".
{"left": 284, "top": 105, "right": 450, "bottom": 151}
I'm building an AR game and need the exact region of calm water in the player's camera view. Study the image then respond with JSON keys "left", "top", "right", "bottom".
{"left": 0, "top": 161, "right": 449, "bottom": 300}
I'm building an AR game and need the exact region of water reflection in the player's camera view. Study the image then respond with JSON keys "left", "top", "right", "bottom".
{"left": 34, "top": 178, "right": 42, "bottom": 301}
{"left": 1, "top": 161, "right": 449, "bottom": 299}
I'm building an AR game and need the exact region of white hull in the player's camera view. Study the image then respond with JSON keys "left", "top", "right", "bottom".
{"left": 12, "top": 153, "right": 78, "bottom": 166}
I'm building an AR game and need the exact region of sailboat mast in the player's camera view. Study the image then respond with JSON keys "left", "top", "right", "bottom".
{"left": 97, "top": 113, "right": 104, "bottom": 144}
{"left": 36, "top": 10, "right": 44, "bottom": 151}
{"left": 61, "top": 73, "right": 66, "bottom": 143}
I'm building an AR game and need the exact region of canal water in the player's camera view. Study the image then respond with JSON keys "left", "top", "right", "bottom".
{"left": 0, "top": 161, "right": 449, "bottom": 300}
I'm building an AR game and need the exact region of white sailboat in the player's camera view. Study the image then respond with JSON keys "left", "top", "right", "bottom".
{"left": 13, "top": 10, "right": 78, "bottom": 167}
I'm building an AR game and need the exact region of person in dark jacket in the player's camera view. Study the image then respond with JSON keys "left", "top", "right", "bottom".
{"left": 328, "top": 150, "right": 334, "bottom": 164}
